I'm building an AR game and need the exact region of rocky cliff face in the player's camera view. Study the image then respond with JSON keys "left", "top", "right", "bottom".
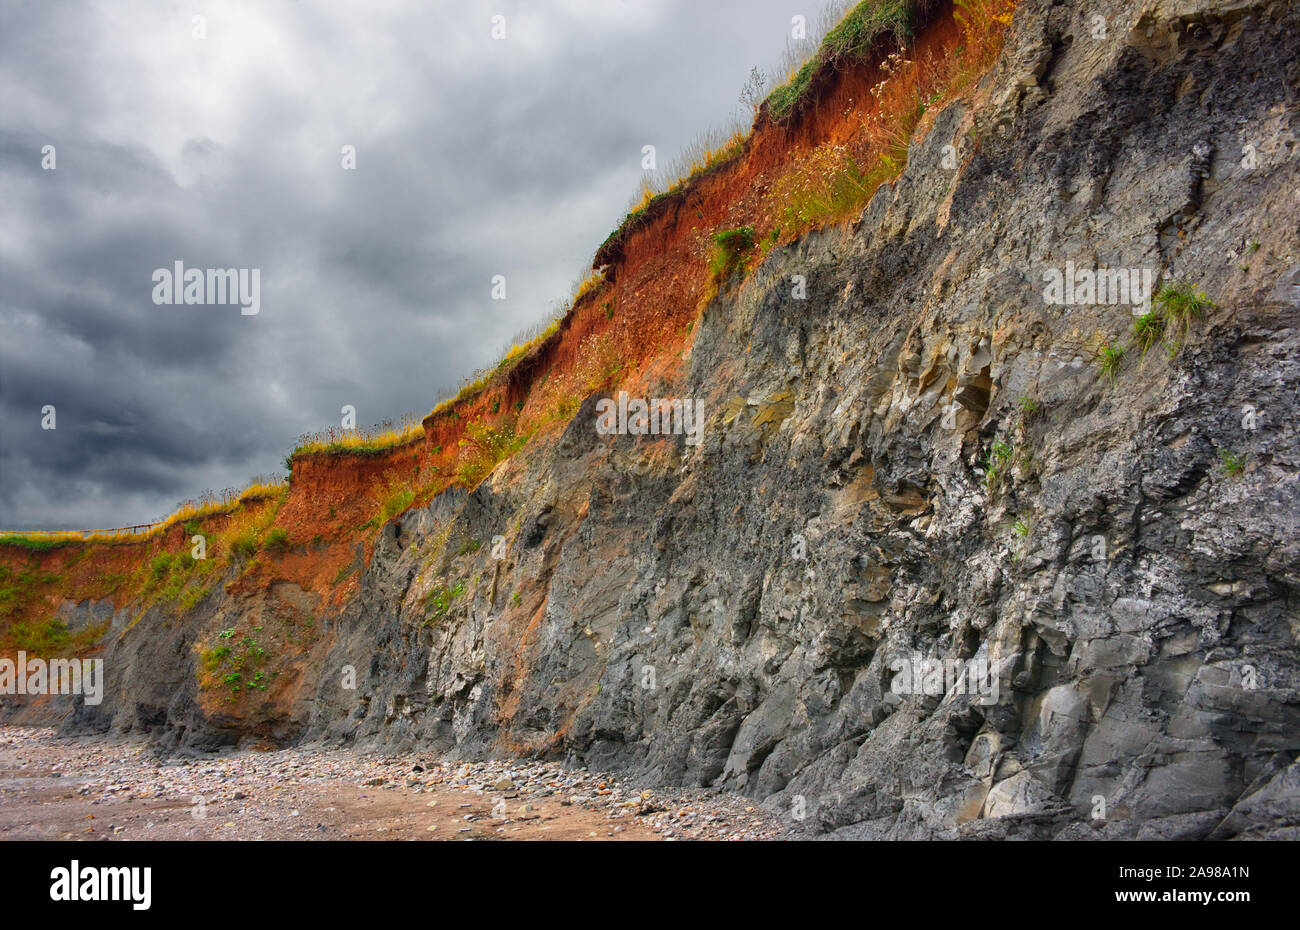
{"left": 37, "top": 0, "right": 1300, "bottom": 838}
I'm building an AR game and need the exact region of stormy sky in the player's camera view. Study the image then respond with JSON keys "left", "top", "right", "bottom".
{"left": 0, "top": 0, "right": 837, "bottom": 530}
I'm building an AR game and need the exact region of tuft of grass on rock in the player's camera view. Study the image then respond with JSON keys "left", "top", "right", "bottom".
{"left": 1096, "top": 342, "right": 1125, "bottom": 381}
{"left": 1154, "top": 281, "right": 1215, "bottom": 330}
{"left": 423, "top": 581, "right": 466, "bottom": 625}
{"left": 1218, "top": 449, "right": 1245, "bottom": 477}
{"left": 1132, "top": 310, "right": 1165, "bottom": 356}
{"left": 708, "top": 226, "right": 757, "bottom": 282}
{"left": 982, "top": 438, "right": 1014, "bottom": 491}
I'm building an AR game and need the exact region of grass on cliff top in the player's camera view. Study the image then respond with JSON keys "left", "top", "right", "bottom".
{"left": 427, "top": 316, "right": 564, "bottom": 422}
{"left": 601, "top": 127, "right": 749, "bottom": 252}
{"left": 0, "top": 479, "right": 288, "bottom": 550}
{"left": 601, "top": 0, "right": 945, "bottom": 264}
{"left": 289, "top": 411, "right": 424, "bottom": 459}
{"left": 766, "top": 0, "right": 912, "bottom": 123}
{"left": 0, "top": 533, "right": 81, "bottom": 552}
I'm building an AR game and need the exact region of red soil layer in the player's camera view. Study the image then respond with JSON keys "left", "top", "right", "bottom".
{"left": 0, "top": 505, "right": 274, "bottom": 608}
{"left": 0, "top": 501, "right": 279, "bottom": 664}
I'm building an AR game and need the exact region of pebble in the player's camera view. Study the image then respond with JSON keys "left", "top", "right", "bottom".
{"left": 0, "top": 727, "right": 792, "bottom": 841}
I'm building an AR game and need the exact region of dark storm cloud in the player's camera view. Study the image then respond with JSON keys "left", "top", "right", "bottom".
{"left": 0, "top": 0, "right": 832, "bottom": 529}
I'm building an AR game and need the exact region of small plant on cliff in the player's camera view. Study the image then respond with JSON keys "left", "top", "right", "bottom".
{"left": 263, "top": 527, "right": 291, "bottom": 552}
{"left": 709, "top": 226, "right": 757, "bottom": 282}
{"left": 982, "top": 438, "right": 1013, "bottom": 490}
{"left": 455, "top": 418, "right": 527, "bottom": 489}
{"left": 202, "top": 645, "right": 232, "bottom": 670}
{"left": 229, "top": 530, "right": 259, "bottom": 558}
{"left": 739, "top": 65, "right": 767, "bottom": 116}
{"left": 200, "top": 628, "right": 271, "bottom": 694}
{"left": 141, "top": 553, "right": 182, "bottom": 596}
{"left": 1218, "top": 449, "right": 1245, "bottom": 477}
{"left": 1132, "top": 310, "right": 1165, "bottom": 356}
{"left": 423, "top": 581, "right": 466, "bottom": 625}
{"left": 768, "top": 143, "right": 879, "bottom": 231}
{"left": 1154, "top": 281, "right": 1215, "bottom": 330}
{"left": 179, "top": 585, "right": 210, "bottom": 611}
{"left": 378, "top": 484, "right": 416, "bottom": 524}
{"left": 1095, "top": 342, "right": 1125, "bottom": 381}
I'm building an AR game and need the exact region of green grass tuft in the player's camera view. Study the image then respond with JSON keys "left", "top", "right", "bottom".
{"left": 708, "top": 226, "right": 757, "bottom": 282}
{"left": 423, "top": 581, "right": 466, "bottom": 625}
{"left": 9, "top": 617, "right": 72, "bottom": 654}
{"left": 1096, "top": 342, "right": 1125, "bottom": 381}
{"left": 1218, "top": 449, "right": 1245, "bottom": 477}
{"left": 1154, "top": 281, "right": 1215, "bottom": 329}
{"left": 983, "top": 438, "right": 1014, "bottom": 490}
{"left": 263, "top": 527, "right": 291, "bottom": 552}
{"left": 229, "top": 530, "right": 260, "bottom": 559}
{"left": 1132, "top": 310, "right": 1165, "bottom": 356}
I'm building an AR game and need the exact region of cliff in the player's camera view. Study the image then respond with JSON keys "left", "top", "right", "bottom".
{"left": 3, "top": 0, "right": 1299, "bottom": 839}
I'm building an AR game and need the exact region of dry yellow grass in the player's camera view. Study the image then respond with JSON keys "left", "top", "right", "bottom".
{"left": 291, "top": 412, "right": 424, "bottom": 458}
{"left": 0, "top": 479, "right": 289, "bottom": 549}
